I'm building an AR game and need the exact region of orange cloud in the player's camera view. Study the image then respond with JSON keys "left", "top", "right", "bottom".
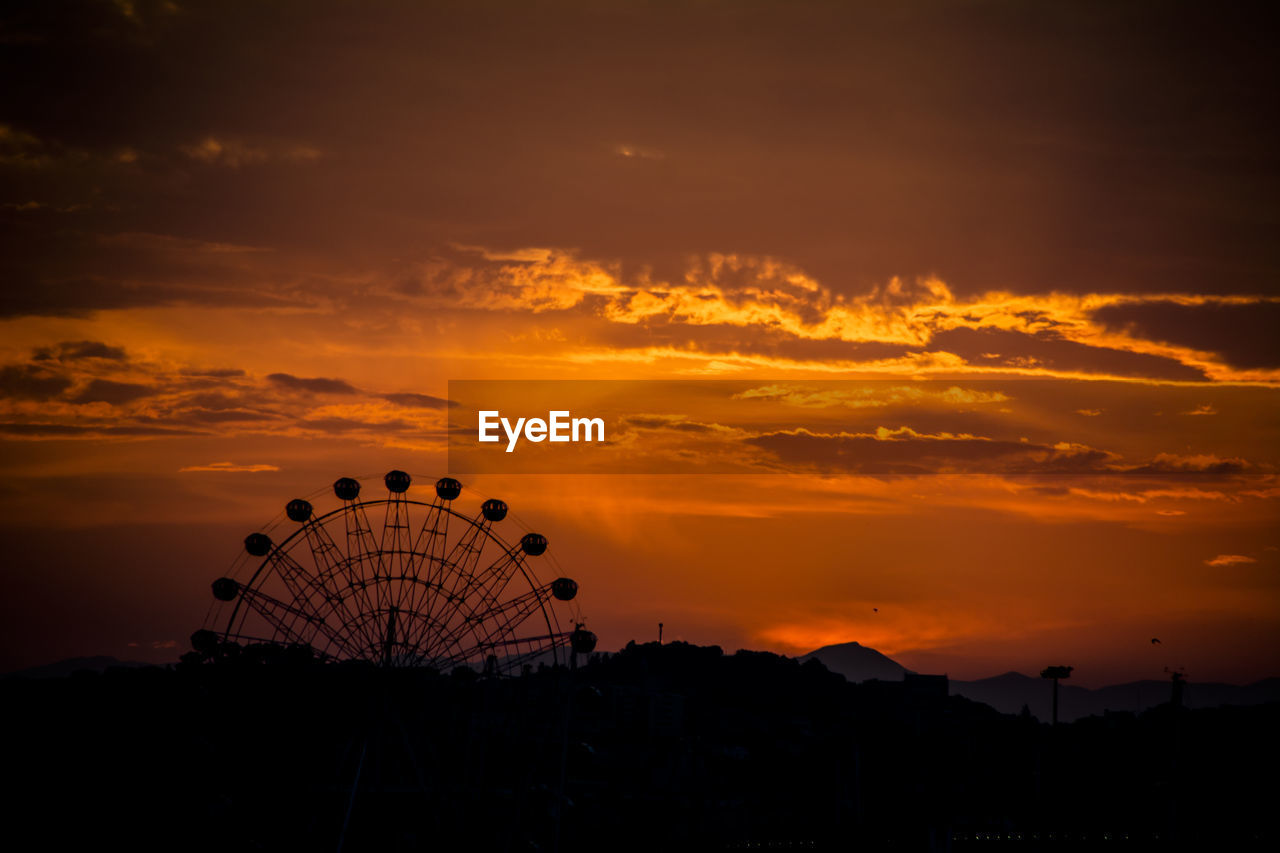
{"left": 388, "top": 246, "right": 1280, "bottom": 384}
{"left": 1205, "top": 554, "right": 1257, "bottom": 567}
{"left": 179, "top": 462, "right": 280, "bottom": 473}
{"left": 180, "top": 137, "right": 321, "bottom": 168}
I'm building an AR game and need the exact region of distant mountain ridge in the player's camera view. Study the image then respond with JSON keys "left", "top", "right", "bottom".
{"left": 803, "top": 641, "right": 1280, "bottom": 723}
{"left": 4, "top": 656, "right": 156, "bottom": 679}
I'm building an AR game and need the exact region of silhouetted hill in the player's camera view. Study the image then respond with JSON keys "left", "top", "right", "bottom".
{"left": 802, "top": 642, "right": 1280, "bottom": 722}
{"left": 950, "top": 671, "right": 1280, "bottom": 722}
{"left": 4, "top": 655, "right": 155, "bottom": 679}
{"left": 798, "top": 641, "right": 907, "bottom": 682}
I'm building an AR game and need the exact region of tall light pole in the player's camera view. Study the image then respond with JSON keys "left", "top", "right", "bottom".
{"left": 1040, "top": 665, "right": 1074, "bottom": 726}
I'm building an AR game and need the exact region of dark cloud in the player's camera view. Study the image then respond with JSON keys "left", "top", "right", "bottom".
{"left": 179, "top": 368, "right": 246, "bottom": 378}
{"left": 381, "top": 392, "right": 456, "bottom": 409}
{"left": 68, "top": 378, "right": 157, "bottom": 404}
{"left": 1124, "top": 454, "right": 1252, "bottom": 475}
{"left": 179, "top": 392, "right": 258, "bottom": 411}
{"left": 1, "top": 0, "right": 1277, "bottom": 314}
{"left": 266, "top": 373, "right": 359, "bottom": 395}
{"left": 295, "top": 417, "right": 414, "bottom": 434}
{"left": 1091, "top": 301, "right": 1280, "bottom": 370}
{"left": 31, "top": 340, "right": 127, "bottom": 361}
{"left": 0, "top": 422, "right": 196, "bottom": 437}
{"left": 0, "top": 364, "right": 72, "bottom": 400}
{"left": 621, "top": 416, "right": 720, "bottom": 434}
{"left": 0, "top": 271, "right": 305, "bottom": 318}
{"left": 932, "top": 328, "right": 1209, "bottom": 381}
{"left": 162, "top": 409, "right": 283, "bottom": 424}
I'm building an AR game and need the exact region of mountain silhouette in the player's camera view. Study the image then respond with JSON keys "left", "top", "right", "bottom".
{"left": 949, "top": 671, "right": 1280, "bottom": 722}
{"left": 800, "top": 641, "right": 908, "bottom": 682}
{"left": 803, "top": 641, "right": 1280, "bottom": 722}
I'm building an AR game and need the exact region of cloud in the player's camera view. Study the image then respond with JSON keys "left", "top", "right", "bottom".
{"left": 933, "top": 327, "right": 1209, "bottom": 382}
{"left": 1127, "top": 453, "right": 1249, "bottom": 475}
{"left": 32, "top": 340, "right": 127, "bottom": 361}
{"left": 1066, "top": 486, "right": 1234, "bottom": 505}
{"left": 0, "top": 364, "right": 72, "bottom": 400}
{"left": 614, "top": 143, "right": 664, "bottom": 160}
{"left": 620, "top": 415, "right": 734, "bottom": 435}
{"left": 179, "top": 368, "right": 245, "bottom": 378}
{"left": 180, "top": 137, "right": 321, "bottom": 168}
{"left": 1205, "top": 554, "right": 1257, "bottom": 567}
{"left": 745, "top": 426, "right": 1118, "bottom": 475}
{"left": 381, "top": 392, "right": 456, "bottom": 409}
{"left": 176, "top": 408, "right": 283, "bottom": 424}
{"left": 733, "top": 384, "right": 1009, "bottom": 409}
{"left": 1092, "top": 301, "right": 1280, "bottom": 370}
{"left": 0, "top": 124, "right": 68, "bottom": 169}
{"left": 0, "top": 422, "right": 197, "bottom": 437}
{"left": 393, "top": 248, "right": 1275, "bottom": 382}
{"left": 68, "top": 378, "right": 156, "bottom": 404}
{"left": 294, "top": 416, "right": 415, "bottom": 435}
{"left": 179, "top": 462, "right": 280, "bottom": 473}
{"left": 265, "top": 373, "right": 359, "bottom": 394}
{"left": 398, "top": 246, "right": 628, "bottom": 311}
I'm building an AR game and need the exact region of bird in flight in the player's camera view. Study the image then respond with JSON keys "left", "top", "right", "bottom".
{"left": 1151, "top": 638, "right": 1161, "bottom": 644}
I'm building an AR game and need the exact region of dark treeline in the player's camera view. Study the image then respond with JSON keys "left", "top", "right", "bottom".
{"left": 3, "top": 641, "right": 1275, "bottom": 851}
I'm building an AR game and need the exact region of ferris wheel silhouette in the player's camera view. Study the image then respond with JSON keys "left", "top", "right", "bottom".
{"left": 191, "top": 470, "right": 596, "bottom": 673}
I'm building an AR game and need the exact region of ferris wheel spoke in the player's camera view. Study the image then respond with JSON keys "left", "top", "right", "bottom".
{"left": 453, "top": 548, "right": 528, "bottom": 633}
{"left": 407, "top": 506, "right": 456, "bottom": 636}
{"left": 260, "top": 549, "right": 343, "bottom": 633}
{"left": 393, "top": 502, "right": 439, "bottom": 616}
{"left": 377, "top": 495, "right": 412, "bottom": 614}
{"left": 424, "top": 514, "right": 494, "bottom": 634}
{"left": 419, "top": 545, "right": 521, "bottom": 664}
{"left": 232, "top": 584, "right": 358, "bottom": 657}
{"left": 392, "top": 602, "right": 457, "bottom": 666}
{"left": 297, "top": 519, "right": 376, "bottom": 646}
{"left": 332, "top": 555, "right": 390, "bottom": 654}
{"left": 337, "top": 499, "right": 388, "bottom": 649}
{"left": 450, "top": 584, "right": 557, "bottom": 663}
{"left": 340, "top": 500, "right": 380, "bottom": 591}
{"left": 397, "top": 580, "right": 475, "bottom": 661}
{"left": 436, "top": 630, "right": 570, "bottom": 673}
{"left": 266, "top": 547, "right": 383, "bottom": 656}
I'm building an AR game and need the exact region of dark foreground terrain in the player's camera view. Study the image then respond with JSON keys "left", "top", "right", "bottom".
{"left": 3, "top": 642, "right": 1275, "bottom": 851}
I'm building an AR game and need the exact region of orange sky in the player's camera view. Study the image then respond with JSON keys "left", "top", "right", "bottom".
{"left": 1, "top": 0, "right": 1277, "bottom": 684}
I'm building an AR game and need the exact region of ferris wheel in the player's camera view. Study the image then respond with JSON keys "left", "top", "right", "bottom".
{"left": 190, "top": 471, "right": 596, "bottom": 674}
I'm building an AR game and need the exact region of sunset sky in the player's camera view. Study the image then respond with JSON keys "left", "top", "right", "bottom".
{"left": 1, "top": 0, "right": 1277, "bottom": 685}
